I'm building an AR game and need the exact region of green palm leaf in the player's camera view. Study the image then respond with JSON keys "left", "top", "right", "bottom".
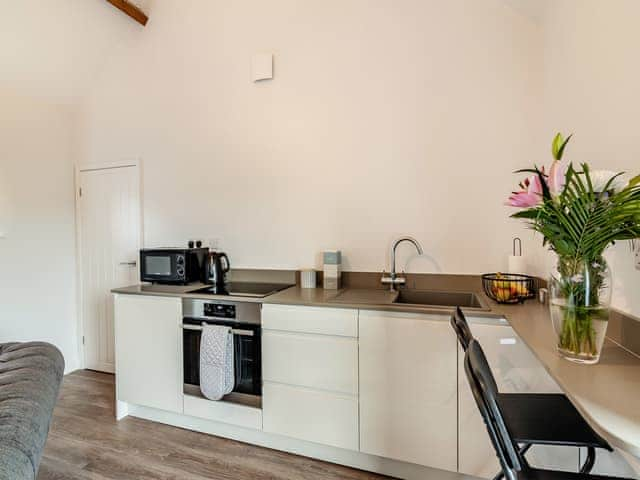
{"left": 511, "top": 161, "right": 640, "bottom": 261}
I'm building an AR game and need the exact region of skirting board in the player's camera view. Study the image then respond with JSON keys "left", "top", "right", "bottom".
{"left": 121, "top": 403, "right": 476, "bottom": 480}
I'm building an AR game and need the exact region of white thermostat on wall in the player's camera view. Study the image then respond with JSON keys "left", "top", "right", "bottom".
{"left": 252, "top": 53, "right": 273, "bottom": 82}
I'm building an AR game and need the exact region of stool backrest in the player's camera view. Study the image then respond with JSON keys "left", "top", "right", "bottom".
{"left": 464, "top": 353, "right": 516, "bottom": 479}
{"left": 451, "top": 306, "right": 474, "bottom": 351}
{"left": 464, "top": 339, "right": 522, "bottom": 477}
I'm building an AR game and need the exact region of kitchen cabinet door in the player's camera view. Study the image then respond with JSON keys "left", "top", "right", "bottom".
{"left": 262, "top": 304, "right": 357, "bottom": 337}
{"left": 114, "top": 294, "right": 183, "bottom": 413}
{"left": 581, "top": 448, "right": 640, "bottom": 479}
{"left": 359, "top": 310, "right": 458, "bottom": 472}
{"left": 263, "top": 382, "right": 359, "bottom": 450}
{"left": 262, "top": 330, "right": 358, "bottom": 395}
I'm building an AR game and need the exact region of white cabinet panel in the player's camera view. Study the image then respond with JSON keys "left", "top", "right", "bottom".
{"left": 263, "top": 331, "right": 358, "bottom": 395}
{"left": 263, "top": 382, "right": 359, "bottom": 450}
{"left": 359, "top": 310, "right": 457, "bottom": 472}
{"left": 582, "top": 448, "right": 640, "bottom": 479}
{"left": 458, "top": 320, "right": 579, "bottom": 478}
{"left": 262, "top": 304, "right": 357, "bottom": 337}
{"left": 183, "top": 394, "right": 262, "bottom": 430}
{"left": 114, "top": 294, "right": 183, "bottom": 414}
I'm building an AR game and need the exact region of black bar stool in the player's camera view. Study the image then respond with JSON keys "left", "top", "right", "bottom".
{"left": 464, "top": 339, "right": 633, "bottom": 479}
{"left": 452, "top": 307, "right": 612, "bottom": 478}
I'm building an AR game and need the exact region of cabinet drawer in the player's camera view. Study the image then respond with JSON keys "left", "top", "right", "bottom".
{"left": 183, "top": 394, "right": 262, "bottom": 430}
{"left": 262, "top": 304, "right": 357, "bottom": 337}
{"left": 262, "top": 382, "right": 359, "bottom": 451}
{"left": 262, "top": 331, "right": 358, "bottom": 395}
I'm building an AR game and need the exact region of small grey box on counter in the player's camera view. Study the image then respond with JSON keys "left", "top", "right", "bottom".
{"left": 323, "top": 250, "right": 342, "bottom": 265}
{"left": 323, "top": 250, "right": 342, "bottom": 290}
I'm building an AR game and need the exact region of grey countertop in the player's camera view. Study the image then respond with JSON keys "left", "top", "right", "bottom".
{"left": 112, "top": 283, "right": 265, "bottom": 303}
{"left": 112, "top": 280, "right": 640, "bottom": 460}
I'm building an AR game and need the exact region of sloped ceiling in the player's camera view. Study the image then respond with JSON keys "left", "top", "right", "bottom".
{"left": 0, "top": 0, "right": 139, "bottom": 103}
{"left": 1, "top": 0, "right": 543, "bottom": 103}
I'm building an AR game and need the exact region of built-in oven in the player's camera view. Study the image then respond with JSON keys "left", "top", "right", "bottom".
{"left": 182, "top": 298, "right": 262, "bottom": 405}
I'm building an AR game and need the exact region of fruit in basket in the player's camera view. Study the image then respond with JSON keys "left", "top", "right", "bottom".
{"left": 495, "top": 287, "right": 512, "bottom": 302}
{"left": 509, "top": 282, "right": 529, "bottom": 297}
{"left": 491, "top": 273, "right": 505, "bottom": 294}
{"left": 487, "top": 272, "right": 530, "bottom": 302}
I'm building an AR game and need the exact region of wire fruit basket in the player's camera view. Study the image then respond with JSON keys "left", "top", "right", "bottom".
{"left": 482, "top": 273, "right": 536, "bottom": 304}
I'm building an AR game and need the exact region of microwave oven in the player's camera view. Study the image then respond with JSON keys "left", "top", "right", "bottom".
{"left": 140, "top": 248, "right": 209, "bottom": 284}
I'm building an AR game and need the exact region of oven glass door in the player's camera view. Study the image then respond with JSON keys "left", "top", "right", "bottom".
{"left": 183, "top": 320, "right": 261, "bottom": 396}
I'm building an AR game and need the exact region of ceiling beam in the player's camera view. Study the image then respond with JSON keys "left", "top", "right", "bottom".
{"left": 106, "top": 0, "right": 148, "bottom": 26}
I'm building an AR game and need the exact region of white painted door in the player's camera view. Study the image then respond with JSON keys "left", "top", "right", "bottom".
{"left": 79, "top": 165, "right": 140, "bottom": 373}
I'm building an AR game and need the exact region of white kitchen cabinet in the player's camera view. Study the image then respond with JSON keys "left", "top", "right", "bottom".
{"left": 262, "top": 330, "right": 358, "bottom": 395}
{"left": 458, "top": 317, "right": 580, "bottom": 478}
{"left": 261, "top": 304, "right": 359, "bottom": 450}
{"left": 114, "top": 294, "right": 183, "bottom": 414}
{"left": 359, "top": 310, "right": 458, "bottom": 472}
{"left": 581, "top": 448, "right": 640, "bottom": 479}
{"left": 262, "top": 304, "right": 357, "bottom": 337}
{"left": 183, "top": 393, "right": 262, "bottom": 430}
{"left": 262, "top": 382, "right": 359, "bottom": 450}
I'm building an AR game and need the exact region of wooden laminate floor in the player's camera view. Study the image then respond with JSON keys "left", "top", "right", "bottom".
{"left": 38, "top": 370, "right": 387, "bottom": 480}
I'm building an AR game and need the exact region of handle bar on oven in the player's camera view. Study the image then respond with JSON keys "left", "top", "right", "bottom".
{"left": 181, "top": 323, "right": 255, "bottom": 337}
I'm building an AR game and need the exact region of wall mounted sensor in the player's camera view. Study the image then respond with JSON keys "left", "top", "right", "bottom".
{"left": 252, "top": 53, "right": 273, "bottom": 82}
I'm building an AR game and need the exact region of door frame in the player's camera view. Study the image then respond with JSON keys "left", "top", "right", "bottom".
{"left": 74, "top": 158, "right": 144, "bottom": 371}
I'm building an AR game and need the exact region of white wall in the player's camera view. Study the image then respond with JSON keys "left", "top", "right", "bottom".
{"left": 2, "top": 0, "right": 638, "bottom": 369}
{"left": 541, "top": 0, "right": 640, "bottom": 318}
{"left": 0, "top": 0, "right": 135, "bottom": 372}
{"left": 78, "top": 0, "right": 544, "bottom": 274}
{"left": 0, "top": 91, "right": 79, "bottom": 372}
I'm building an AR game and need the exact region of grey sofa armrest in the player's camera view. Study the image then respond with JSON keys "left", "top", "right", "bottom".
{"left": 0, "top": 342, "right": 64, "bottom": 480}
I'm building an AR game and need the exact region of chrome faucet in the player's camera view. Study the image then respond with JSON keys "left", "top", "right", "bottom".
{"left": 381, "top": 236, "right": 424, "bottom": 291}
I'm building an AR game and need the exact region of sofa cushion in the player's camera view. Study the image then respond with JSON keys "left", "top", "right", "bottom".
{"left": 0, "top": 342, "right": 64, "bottom": 480}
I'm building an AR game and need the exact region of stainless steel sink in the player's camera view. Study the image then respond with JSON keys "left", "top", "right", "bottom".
{"left": 393, "top": 289, "right": 487, "bottom": 309}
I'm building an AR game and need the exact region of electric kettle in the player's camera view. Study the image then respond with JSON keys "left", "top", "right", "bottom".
{"left": 209, "top": 252, "right": 230, "bottom": 289}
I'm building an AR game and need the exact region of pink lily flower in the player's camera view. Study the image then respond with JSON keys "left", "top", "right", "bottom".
{"left": 507, "top": 174, "right": 543, "bottom": 208}
{"left": 548, "top": 160, "right": 567, "bottom": 196}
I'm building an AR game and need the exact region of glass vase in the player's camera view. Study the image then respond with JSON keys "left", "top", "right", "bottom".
{"left": 549, "top": 256, "right": 611, "bottom": 364}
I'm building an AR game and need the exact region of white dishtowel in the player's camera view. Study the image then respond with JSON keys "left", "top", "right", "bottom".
{"left": 200, "top": 324, "right": 235, "bottom": 400}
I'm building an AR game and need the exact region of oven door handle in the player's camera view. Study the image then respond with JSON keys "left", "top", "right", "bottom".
{"left": 181, "top": 324, "right": 255, "bottom": 337}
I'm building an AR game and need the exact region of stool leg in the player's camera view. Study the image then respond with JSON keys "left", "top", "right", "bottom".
{"left": 579, "top": 447, "right": 596, "bottom": 474}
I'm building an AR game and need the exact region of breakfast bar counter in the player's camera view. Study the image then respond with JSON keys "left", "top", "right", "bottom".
{"left": 491, "top": 300, "right": 640, "bottom": 463}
